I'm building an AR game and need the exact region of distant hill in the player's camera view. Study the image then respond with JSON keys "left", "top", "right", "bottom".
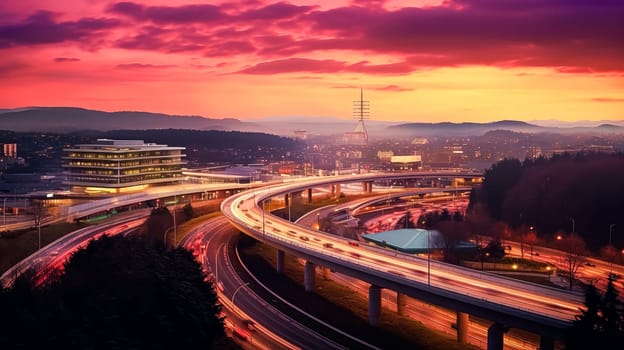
{"left": 1, "top": 106, "right": 621, "bottom": 137}
{"left": 386, "top": 120, "right": 623, "bottom": 137}
{"left": 0, "top": 107, "right": 258, "bottom": 132}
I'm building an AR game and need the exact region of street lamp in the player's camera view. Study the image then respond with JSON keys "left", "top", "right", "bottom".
{"left": 570, "top": 217, "right": 575, "bottom": 233}
{"left": 316, "top": 212, "right": 320, "bottom": 229}
{"left": 232, "top": 282, "right": 250, "bottom": 305}
{"left": 427, "top": 228, "right": 431, "bottom": 286}
{"left": 422, "top": 220, "right": 431, "bottom": 286}
{"left": 262, "top": 199, "right": 266, "bottom": 234}
{"left": 2, "top": 198, "right": 7, "bottom": 230}
{"left": 288, "top": 193, "right": 291, "bottom": 222}
{"left": 163, "top": 226, "right": 176, "bottom": 248}
{"left": 609, "top": 224, "right": 615, "bottom": 246}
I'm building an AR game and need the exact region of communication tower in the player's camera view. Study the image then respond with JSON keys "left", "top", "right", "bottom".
{"left": 351, "top": 88, "right": 370, "bottom": 144}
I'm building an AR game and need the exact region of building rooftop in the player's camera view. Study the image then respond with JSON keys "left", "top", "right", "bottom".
{"left": 362, "top": 228, "right": 475, "bottom": 254}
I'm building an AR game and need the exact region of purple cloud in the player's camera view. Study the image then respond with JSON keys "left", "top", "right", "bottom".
{"left": 0, "top": 10, "right": 120, "bottom": 48}
{"left": 238, "top": 2, "right": 315, "bottom": 20}
{"left": 110, "top": 2, "right": 226, "bottom": 23}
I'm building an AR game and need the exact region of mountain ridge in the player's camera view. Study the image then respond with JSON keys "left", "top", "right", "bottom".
{"left": 0, "top": 106, "right": 621, "bottom": 137}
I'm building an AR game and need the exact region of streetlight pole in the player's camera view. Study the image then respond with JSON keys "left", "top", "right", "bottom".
{"left": 288, "top": 193, "right": 291, "bottom": 222}
{"left": 570, "top": 217, "right": 575, "bottom": 233}
{"left": 427, "top": 228, "right": 431, "bottom": 286}
{"left": 3, "top": 198, "right": 6, "bottom": 230}
{"left": 609, "top": 224, "right": 615, "bottom": 246}
{"left": 262, "top": 199, "right": 265, "bottom": 234}
{"left": 163, "top": 226, "right": 175, "bottom": 247}
{"left": 317, "top": 212, "right": 320, "bottom": 230}
{"left": 609, "top": 224, "right": 616, "bottom": 275}
{"left": 172, "top": 196, "right": 177, "bottom": 245}
{"left": 232, "top": 282, "right": 250, "bottom": 305}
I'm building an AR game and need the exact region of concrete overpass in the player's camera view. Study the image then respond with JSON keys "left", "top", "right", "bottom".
{"left": 220, "top": 172, "right": 584, "bottom": 350}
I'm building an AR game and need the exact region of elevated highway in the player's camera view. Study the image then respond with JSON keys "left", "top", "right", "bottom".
{"left": 221, "top": 172, "right": 584, "bottom": 350}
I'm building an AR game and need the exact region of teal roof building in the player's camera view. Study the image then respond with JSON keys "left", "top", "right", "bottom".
{"left": 362, "top": 228, "right": 475, "bottom": 254}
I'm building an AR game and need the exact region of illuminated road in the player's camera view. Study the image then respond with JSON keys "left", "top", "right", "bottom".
{"left": 221, "top": 173, "right": 584, "bottom": 340}
{"left": 1, "top": 210, "right": 148, "bottom": 288}
{"left": 179, "top": 216, "right": 382, "bottom": 349}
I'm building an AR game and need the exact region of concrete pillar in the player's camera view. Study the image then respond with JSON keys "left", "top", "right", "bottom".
{"left": 456, "top": 312, "right": 469, "bottom": 344}
{"left": 334, "top": 184, "right": 341, "bottom": 197}
{"left": 323, "top": 267, "right": 332, "bottom": 280}
{"left": 368, "top": 285, "right": 382, "bottom": 326}
{"left": 276, "top": 249, "right": 285, "bottom": 274}
{"left": 539, "top": 335, "right": 554, "bottom": 350}
{"left": 362, "top": 182, "right": 368, "bottom": 193}
{"left": 284, "top": 193, "right": 289, "bottom": 207}
{"left": 396, "top": 292, "right": 408, "bottom": 316}
{"left": 487, "top": 322, "right": 505, "bottom": 350}
{"left": 304, "top": 261, "right": 315, "bottom": 292}
{"left": 307, "top": 188, "right": 312, "bottom": 204}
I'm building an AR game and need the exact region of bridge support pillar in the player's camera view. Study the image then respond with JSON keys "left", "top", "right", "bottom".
{"left": 323, "top": 267, "right": 332, "bottom": 280}
{"left": 284, "top": 193, "right": 289, "bottom": 207}
{"left": 307, "top": 188, "right": 312, "bottom": 204}
{"left": 332, "top": 184, "right": 341, "bottom": 198}
{"left": 362, "top": 181, "right": 373, "bottom": 193}
{"left": 539, "top": 335, "right": 554, "bottom": 350}
{"left": 396, "top": 292, "right": 408, "bottom": 316}
{"left": 276, "top": 249, "right": 284, "bottom": 274}
{"left": 456, "top": 311, "right": 469, "bottom": 344}
{"left": 304, "top": 261, "right": 315, "bottom": 292}
{"left": 368, "top": 285, "right": 382, "bottom": 326}
{"left": 487, "top": 322, "right": 505, "bottom": 350}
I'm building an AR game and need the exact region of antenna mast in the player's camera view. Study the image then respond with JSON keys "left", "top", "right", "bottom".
{"left": 352, "top": 88, "right": 370, "bottom": 144}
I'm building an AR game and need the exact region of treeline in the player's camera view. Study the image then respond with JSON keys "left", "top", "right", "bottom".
{"left": 0, "top": 235, "right": 229, "bottom": 348}
{"left": 470, "top": 152, "right": 624, "bottom": 251}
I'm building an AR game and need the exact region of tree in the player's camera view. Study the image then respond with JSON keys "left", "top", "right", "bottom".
{"left": 183, "top": 203, "right": 194, "bottom": 220}
{"left": 0, "top": 235, "right": 226, "bottom": 349}
{"left": 436, "top": 220, "right": 469, "bottom": 264}
{"left": 556, "top": 233, "right": 589, "bottom": 291}
{"left": 523, "top": 229, "right": 538, "bottom": 259}
{"left": 567, "top": 279, "right": 624, "bottom": 349}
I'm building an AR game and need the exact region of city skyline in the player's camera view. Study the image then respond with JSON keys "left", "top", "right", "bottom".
{"left": 1, "top": 0, "right": 623, "bottom": 123}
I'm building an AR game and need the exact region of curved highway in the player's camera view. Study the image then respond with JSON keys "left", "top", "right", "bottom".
{"left": 221, "top": 172, "right": 584, "bottom": 339}
{"left": 179, "top": 216, "right": 383, "bottom": 349}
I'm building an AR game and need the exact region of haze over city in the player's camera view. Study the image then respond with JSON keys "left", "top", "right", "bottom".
{"left": 1, "top": 0, "right": 623, "bottom": 123}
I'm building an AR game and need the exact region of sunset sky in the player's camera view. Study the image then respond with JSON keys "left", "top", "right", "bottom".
{"left": 1, "top": 0, "right": 622, "bottom": 123}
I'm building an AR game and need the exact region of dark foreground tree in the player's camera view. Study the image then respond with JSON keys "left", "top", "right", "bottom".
{"left": 0, "top": 234, "right": 225, "bottom": 349}
{"left": 566, "top": 279, "right": 624, "bottom": 349}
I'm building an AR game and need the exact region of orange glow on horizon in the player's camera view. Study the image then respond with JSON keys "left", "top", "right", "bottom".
{"left": 0, "top": 1, "right": 621, "bottom": 123}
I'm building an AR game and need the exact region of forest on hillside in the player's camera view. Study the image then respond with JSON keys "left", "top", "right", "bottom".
{"left": 469, "top": 152, "right": 624, "bottom": 252}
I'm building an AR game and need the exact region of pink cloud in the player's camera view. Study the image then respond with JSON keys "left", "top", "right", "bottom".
{"left": 238, "top": 57, "right": 415, "bottom": 75}
{"left": 374, "top": 84, "right": 413, "bottom": 92}
{"left": 116, "top": 63, "right": 175, "bottom": 69}
{"left": 54, "top": 57, "right": 80, "bottom": 62}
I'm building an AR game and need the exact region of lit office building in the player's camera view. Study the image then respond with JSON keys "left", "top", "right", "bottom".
{"left": 63, "top": 139, "right": 186, "bottom": 194}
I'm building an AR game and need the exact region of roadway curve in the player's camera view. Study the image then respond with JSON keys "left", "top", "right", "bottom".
{"left": 221, "top": 173, "right": 585, "bottom": 340}
{"left": 179, "top": 216, "right": 385, "bottom": 349}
